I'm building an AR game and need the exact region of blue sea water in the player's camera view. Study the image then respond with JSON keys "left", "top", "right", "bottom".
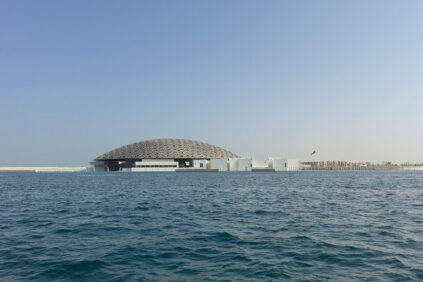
{"left": 0, "top": 171, "right": 423, "bottom": 281}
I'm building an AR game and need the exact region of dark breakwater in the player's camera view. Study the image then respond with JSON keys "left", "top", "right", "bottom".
{"left": 1, "top": 171, "right": 422, "bottom": 281}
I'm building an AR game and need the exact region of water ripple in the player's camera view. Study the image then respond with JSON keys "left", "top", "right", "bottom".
{"left": 0, "top": 171, "right": 422, "bottom": 281}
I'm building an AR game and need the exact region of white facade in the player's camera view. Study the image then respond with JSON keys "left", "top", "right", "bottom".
{"left": 92, "top": 155, "right": 299, "bottom": 172}
{"left": 238, "top": 158, "right": 252, "bottom": 171}
{"left": 229, "top": 158, "right": 238, "bottom": 171}
{"left": 229, "top": 158, "right": 252, "bottom": 171}
{"left": 286, "top": 159, "right": 300, "bottom": 171}
{"left": 132, "top": 159, "right": 178, "bottom": 172}
{"left": 269, "top": 157, "right": 286, "bottom": 171}
{"left": 193, "top": 159, "right": 207, "bottom": 169}
{"left": 209, "top": 159, "right": 228, "bottom": 171}
{"left": 269, "top": 158, "right": 300, "bottom": 171}
{"left": 252, "top": 157, "right": 270, "bottom": 169}
{"left": 94, "top": 138, "right": 301, "bottom": 173}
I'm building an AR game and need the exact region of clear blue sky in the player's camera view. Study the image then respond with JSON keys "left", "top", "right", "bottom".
{"left": 1, "top": 0, "right": 422, "bottom": 166}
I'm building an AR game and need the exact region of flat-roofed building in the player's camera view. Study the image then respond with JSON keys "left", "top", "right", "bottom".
{"left": 229, "top": 158, "right": 252, "bottom": 171}
{"left": 209, "top": 159, "right": 228, "bottom": 171}
{"left": 269, "top": 157, "right": 300, "bottom": 171}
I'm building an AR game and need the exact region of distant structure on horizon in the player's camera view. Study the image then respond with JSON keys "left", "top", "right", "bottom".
{"left": 91, "top": 138, "right": 299, "bottom": 172}
{"left": 300, "top": 161, "right": 423, "bottom": 170}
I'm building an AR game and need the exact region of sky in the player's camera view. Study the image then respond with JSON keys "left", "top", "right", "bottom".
{"left": 1, "top": 0, "right": 423, "bottom": 166}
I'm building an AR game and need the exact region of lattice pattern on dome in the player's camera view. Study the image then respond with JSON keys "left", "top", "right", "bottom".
{"left": 95, "top": 138, "right": 239, "bottom": 160}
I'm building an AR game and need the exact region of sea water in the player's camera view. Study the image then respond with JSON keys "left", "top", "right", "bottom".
{"left": 0, "top": 171, "right": 422, "bottom": 281}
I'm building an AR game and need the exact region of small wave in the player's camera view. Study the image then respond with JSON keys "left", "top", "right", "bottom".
{"left": 174, "top": 268, "right": 201, "bottom": 275}
{"left": 253, "top": 209, "right": 288, "bottom": 216}
{"left": 289, "top": 235, "right": 313, "bottom": 241}
{"left": 156, "top": 252, "right": 178, "bottom": 259}
{"left": 211, "top": 231, "right": 240, "bottom": 242}
{"left": 2, "top": 171, "right": 423, "bottom": 281}
{"left": 189, "top": 231, "right": 240, "bottom": 243}
{"left": 134, "top": 206, "right": 149, "bottom": 211}
{"left": 54, "top": 228, "right": 78, "bottom": 234}
{"left": 252, "top": 268, "right": 291, "bottom": 279}
{"left": 67, "top": 259, "right": 106, "bottom": 272}
{"left": 317, "top": 253, "right": 345, "bottom": 264}
{"left": 36, "top": 259, "right": 107, "bottom": 280}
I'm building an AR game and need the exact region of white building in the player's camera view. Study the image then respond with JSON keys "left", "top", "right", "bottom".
{"left": 193, "top": 159, "right": 207, "bottom": 169}
{"left": 209, "top": 159, "right": 228, "bottom": 171}
{"left": 94, "top": 138, "right": 239, "bottom": 172}
{"left": 92, "top": 138, "right": 300, "bottom": 172}
{"left": 252, "top": 157, "right": 270, "bottom": 169}
{"left": 269, "top": 157, "right": 300, "bottom": 171}
{"left": 269, "top": 157, "right": 286, "bottom": 171}
{"left": 229, "top": 158, "right": 252, "bottom": 171}
{"left": 286, "top": 159, "right": 300, "bottom": 171}
{"left": 131, "top": 159, "right": 179, "bottom": 172}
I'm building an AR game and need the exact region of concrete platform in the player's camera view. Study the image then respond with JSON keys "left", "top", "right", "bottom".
{"left": 175, "top": 168, "right": 219, "bottom": 172}
{"left": 0, "top": 167, "right": 87, "bottom": 173}
{"left": 251, "top": 168, "right": 275, "bottom": 172}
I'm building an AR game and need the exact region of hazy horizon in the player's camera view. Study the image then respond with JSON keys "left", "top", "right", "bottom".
{"left": 1, "top": 0, "right": 423, "bottom": 166}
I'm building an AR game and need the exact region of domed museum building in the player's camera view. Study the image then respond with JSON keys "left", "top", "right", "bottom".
{"left": 92, "top": 138, "right": 239, "bottom": 172}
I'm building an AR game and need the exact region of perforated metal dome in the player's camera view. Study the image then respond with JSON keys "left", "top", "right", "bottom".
{"left": 95, "top": 138, "right": 239, "bottom": 160}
